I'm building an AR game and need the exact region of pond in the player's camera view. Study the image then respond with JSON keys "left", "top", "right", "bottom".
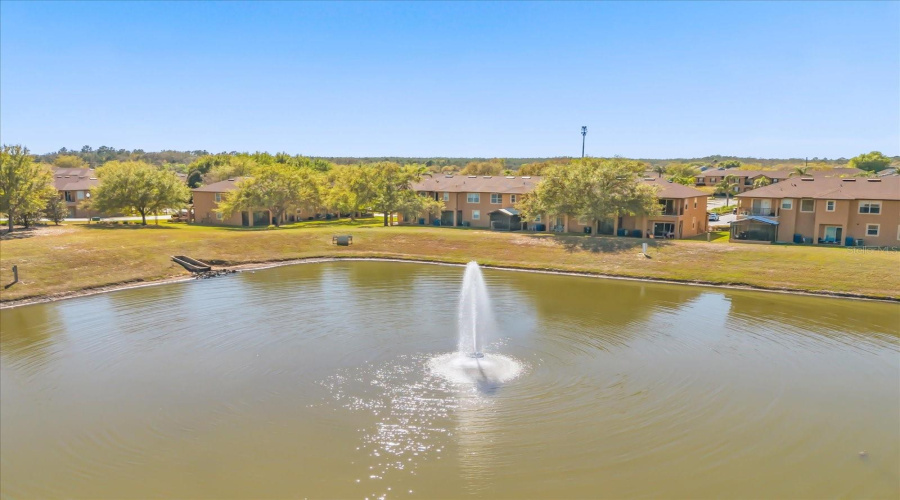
{"left": 1, "top": 261, "right": 898, "bottom": 498}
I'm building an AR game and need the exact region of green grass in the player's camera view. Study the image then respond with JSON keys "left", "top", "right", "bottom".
{"left": 710, "top": 205, "right": 736, "bottom": 214}
{"left": 1, "top": 220, "right": 898, "bottom": 303}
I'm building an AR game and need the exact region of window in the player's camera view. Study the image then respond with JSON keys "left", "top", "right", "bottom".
{"left": 534, "top": 214, "right": 542, "bottom": 222}
{"left": 76, "top": 190, "right": 85, "bottom": 200}
{"left": 510, "top": 194, "right": 517, "bottom": 203}
{"left": 215, "top": 192, "right": 222, "bottom": 202}
{"left": 800, "top": 199, "right": 814, "bottom": 212}
{"left": 442, "top": 192, "right": 449, "bottom": 202}
{"left": 693, "top": 198, "right": 697, "bottom": 209}
{"left": 65, "top": 191, "right": 74, "bottom": 202}
{"left": 216, "top": 212, "right": 223, "bottom": 220}
{"left": 490, "top": 193, "right": 502, "bottom": 204}
{"left": 825, "top": 200, "right": 835, "bottom": 212}
{"left": 781, "top": 199, "right": 793, "bottom": 210}
{"left": 866, "top": 224, "right": 879, "bottom": 236}
{"left": 472, "top": 210, "right": 481, "bottom": 220}
{"left": 859, "top": 201, "right": 881, "bottom": 214}
{"left": 467, "top": 193, "right": 480, "bottom": 203}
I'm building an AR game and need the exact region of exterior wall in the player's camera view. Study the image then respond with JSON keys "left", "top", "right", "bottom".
{"left": 418, "top": 191, "right": 526, "bottom": 229}
{"left": 737, "top": 197, "right": 900, "bottom": 246}
{"left": 417, "top": 190, "right": 708, "bottom": 239}
{"left": 59, "top": 190, "right": 103, "bottom": 218}
{"left": 193, "top": 191, "right": 245, "bottom": 226}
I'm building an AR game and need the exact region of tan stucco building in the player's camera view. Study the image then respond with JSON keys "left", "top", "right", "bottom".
{"left": 53, "top": 168, "right": 103, "bottom": 218}
{"left": 412, "top": 175, "right": 709, "bottom": 239}
{"left": 734, "top": 176, "right": 900, "bottom": 246}
{"left": 412, "top": 175, "right": 543, "bottom": 229}
{"left": 191, "top": 178, "right": 320, "bottom": 226}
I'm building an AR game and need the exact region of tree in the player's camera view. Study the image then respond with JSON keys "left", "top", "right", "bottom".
{"left": 752, "top": 177, "right": 772, "bottom": 189}
{"left": 652, "top": 164, "right": 668, "bottom": 178}
{"left": 1, "top": 145, "right": 56, "bottom": 232}
{"left": 719, "top": 160, "right": 742, "bottom": 169}
{"left": 53, "top": 155, "right": 89, "bottom": 169}
{"left": 714, "top": 174, "right": 739, "bottom": 206}
{"left": 460, "top": 159, "right": 504, "bottom": 176}
{"left": 149, "top": 170, "right": 191, "bottom": 225}
{"left": 370, "top": 162, "right": 430, "bottom": 226}
{"left": 518, "top": 158, "right": 660, "bottom": 235}
{"left": 790, "top": 166, "right": 809, "bottom": 177}
{"left": 327, "top": 164, "right": 375, "bottom": 220}
{"left": 89, "top": 161, "right": 186, "bottom": 225}
{"left": 849, "top": 151, "right": 891, "bottom": 172}
{"left": 217, "top": 164, "right": 323, "bottom": 226}
{"left": 518, "top": 161, "right": 559, "bottom": 176}
{"left": 44, "top": 194, "right": 68, "bottom": 225}
{"left": 665, "top": 163, "right": 700, "bottom": 185}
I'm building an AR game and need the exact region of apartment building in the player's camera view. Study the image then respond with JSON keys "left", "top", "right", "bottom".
{"left": 733, "top": 176, "right": 899, "bottom": 246}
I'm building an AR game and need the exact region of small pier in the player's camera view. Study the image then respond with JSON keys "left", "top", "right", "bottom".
{"left": 171, "top": 255, "right": 212, "bottom": 273}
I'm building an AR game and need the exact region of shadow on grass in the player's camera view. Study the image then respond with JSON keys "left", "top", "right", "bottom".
{"left": 0, "top": 226, "right": 40, "bottom": 240}
{"left": 196, "top": 218, "right": 387, "bottom": 232}
{"left": 528, "top": 233, "right": 671, "bottom": 253}
{"left": 82, "top": 223, "right": 176, "bottom": 230}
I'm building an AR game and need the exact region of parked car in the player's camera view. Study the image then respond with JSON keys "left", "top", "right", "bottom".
{"left": 708, "top": 213, "right": 720, "bottom": 221}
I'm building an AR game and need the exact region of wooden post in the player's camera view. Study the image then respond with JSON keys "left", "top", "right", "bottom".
{"left": 12, "top": 265, "right": 17, "bottom": 283}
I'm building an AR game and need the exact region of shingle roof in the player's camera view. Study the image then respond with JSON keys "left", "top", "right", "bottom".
{"left": 53, "top": 168, "right": 99, "bottom": 191}
{"left": 192, "top": 178, "right": 246, "bottom": 193}
{"left": 413, "top": 175, "right": 541, "bottom": 194}
{"left": 736, "top": 176, "right": 900, "bottom": 201}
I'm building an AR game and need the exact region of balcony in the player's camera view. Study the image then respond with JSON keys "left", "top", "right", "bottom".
{"left": 738, "top": 209, "right": 777, "bottom": 218}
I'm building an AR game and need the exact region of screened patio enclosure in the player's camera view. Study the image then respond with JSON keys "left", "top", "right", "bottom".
{"left": 730, "top": 216, "right": 778, "bottom": 243}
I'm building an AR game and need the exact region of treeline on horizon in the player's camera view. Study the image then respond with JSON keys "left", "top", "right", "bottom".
{"left": 29, "top": 146, "right": 900, "bottom": 189}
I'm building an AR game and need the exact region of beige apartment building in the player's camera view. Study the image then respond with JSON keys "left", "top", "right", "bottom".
{"left": 412, "top": 175, "right": 708, "bottom": 239}
{"left": 53, "top": 168, "right": 102, "bottom": 218}
{"left": 561, "top": 179, "right": 709, "bottom": 238}
{"left": 191, "top": 178, "right": 321, "bottom": 226}
{"left": 733, "top": 176, "right": 900, "bottom": 246}
{"left": 413, "top": 175, "right": 542, "bottom": 229}
{"left": 696, "top": 168, "right": 862, "bottom": 193}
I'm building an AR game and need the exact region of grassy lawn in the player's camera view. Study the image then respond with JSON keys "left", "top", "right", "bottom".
{"left": 1, "top": 220, "right": 898, "bottom": 303}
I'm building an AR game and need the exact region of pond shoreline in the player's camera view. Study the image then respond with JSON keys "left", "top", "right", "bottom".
{"left": 2, "top": 256, "right": 898, "bottom": 310}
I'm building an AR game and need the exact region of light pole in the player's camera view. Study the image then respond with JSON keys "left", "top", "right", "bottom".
{"left": 581, "top": 126, "right": 587, "bottom": 158}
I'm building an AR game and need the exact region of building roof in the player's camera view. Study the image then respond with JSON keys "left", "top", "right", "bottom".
{"left": 738, "top": 215, "right": 780, "bottom": 225}
{"left": 192, "top": 177, "right": 246, "bottom": 193}
{"left": 53, "top": 168, "right": 99, "bottom": 191}
{"left": 490, "top": 207, "right": 520, "bottom": 216}
{"left": 736, "top": 176, "right": 900, "bottom": 201}
{"left": 698, "top": 168, "right": 862, "bottom": 179}
{"left": 413, "top": 175, "right": 541, "bottom": 194}
{"left": 640, "top": 177, "right": 707, "bottom": 199}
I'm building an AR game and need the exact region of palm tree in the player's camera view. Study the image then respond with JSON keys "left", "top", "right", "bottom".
{"left": 715, "top": 174, "right": 739, "bottom": 207}
{"left": 752, "top": 177, "right": 771, "bottom": 189}
{"left": 790, "top": 166, "right": 809, "bottom": 177}
{"left": 652, "top": 165, "right": 667, "bottom": 178}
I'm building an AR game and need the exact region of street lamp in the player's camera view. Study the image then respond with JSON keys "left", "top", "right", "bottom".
{"left": 581, "top": 126, "right": 587, "bottom": 158}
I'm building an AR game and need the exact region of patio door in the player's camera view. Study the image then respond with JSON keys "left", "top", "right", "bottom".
{"left": 824, "top": 226, "right": 842, "bottom": 243}
{"left": 653, "top": 222, "right": 676, "bottom": 238}
{"left": 751, "top": 199, "right": 772, "bottom": 216}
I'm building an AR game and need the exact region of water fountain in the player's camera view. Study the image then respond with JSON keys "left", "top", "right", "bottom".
{"left": 428, "top": 262, "right": 523, "bottom": 389}
{"left": 459, "top": 261, "right": 490, "bottom": 358}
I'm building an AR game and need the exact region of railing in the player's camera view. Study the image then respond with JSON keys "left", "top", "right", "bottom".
{"left": 745, "top": 209, "right": 776, "bottom": 217}
{"left": 659, "top": 210, "right": 681, "bottom": 216}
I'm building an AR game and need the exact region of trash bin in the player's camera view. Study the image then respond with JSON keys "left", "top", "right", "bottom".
{"left": 418, "top": 218, "right": 425, "bottom": 225}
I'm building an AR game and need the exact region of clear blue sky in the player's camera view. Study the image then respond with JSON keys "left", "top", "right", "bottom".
{"left": 1, "top": 1, "right": 897, "bottom": 158}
